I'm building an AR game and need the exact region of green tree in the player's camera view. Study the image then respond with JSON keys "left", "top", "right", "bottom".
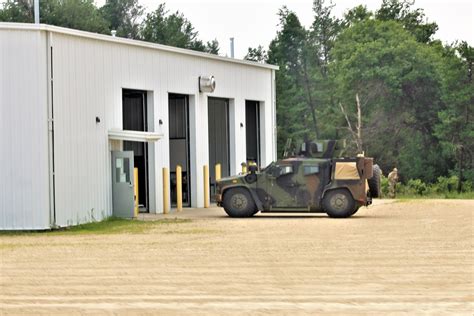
{"left": 343, "top": 5, "right": 372, "bottom": 26}
{"left": 1, "top": 0, "right": 110, "bottom": 34}
{"left": 310, "top": 0, "right": 342, "bottom": 76}
{"left": 267, "top": 7, "right": 317, "bottom": 154}
{"left": 205, "top": 39, "right": 220, "bottom": 55}
{"left": 100, "top": 0, "right": 143, "bottom": 39}
{"left": 141, "top": 4, "right": 219, "bottom": 54}
{"left": 375, "top": 0, "right": 438, "bottom": 43}
{"left": 0, "top": 0, "right": 33, "bottom": 22}
{"left": 244, "top": 45, "right": 267, "bottom": 63}
{"left": 40, "top": 0, "right": 109, "bottom": 34}
{"left": 434, "top": 41, "right": 474, "bottom": 187}
{"left": 331, "top": 19, "right": 447, "bottom": 181}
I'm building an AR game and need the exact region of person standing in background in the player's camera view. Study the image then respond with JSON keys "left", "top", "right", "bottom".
{"left": 388, "top": 168, "right": 399, "bottom": 198}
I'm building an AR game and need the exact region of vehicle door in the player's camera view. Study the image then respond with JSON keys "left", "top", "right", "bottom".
{"left": 264, "top": 162, "right": 303, "bottom": 209}
{"left": 297, "top": 162, "right": 327, "bottom": 209}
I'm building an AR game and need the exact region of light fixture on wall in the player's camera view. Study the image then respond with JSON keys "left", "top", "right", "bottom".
{"left": 199, "top": 75, "right": 216, "bottom": 93}
{"left": 95, "top": 116, "right": 101, "bottom": 123}
{"left": 240, "top": 122, "right": 244, "bottom": 128}
{"left": 159, "top": 119, "right": 163, "bottom": 125}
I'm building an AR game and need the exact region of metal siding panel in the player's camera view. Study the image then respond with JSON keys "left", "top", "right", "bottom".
{"left": 0, "top": 30, "right": 50, "bottom": 229}
{"left": 53, "top": 36, "right": 110, "bottom": 227}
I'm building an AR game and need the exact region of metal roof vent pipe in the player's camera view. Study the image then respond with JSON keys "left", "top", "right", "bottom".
{"left": 199, "top": 75, "right": 216, "bottom": 93}
{"left": 34, "top": 0, "right": 39, "bottom": 24}
{"left": 230, "top": 37, "right": 234, "bottom": 58}
{"left": 111, "top": 30, "right": 117, "bottom": 37}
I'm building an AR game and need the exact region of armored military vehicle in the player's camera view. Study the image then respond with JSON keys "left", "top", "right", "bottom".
{"left": 215, "top": 140, "right": 381, "bottom": 218}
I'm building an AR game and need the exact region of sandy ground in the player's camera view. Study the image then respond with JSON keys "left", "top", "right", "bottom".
{"left": 0, "top": 199, "right": 473, "bottom": 315}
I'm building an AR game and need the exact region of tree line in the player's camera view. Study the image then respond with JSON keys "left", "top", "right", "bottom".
{"left": 1, "top": 0, "right": 472, "bottom": 187}
{"left": 245, "top": 0, "right": 473, "bottom": 187}
{"left": 0, "top": 0, "right": 219, "bottom": 54}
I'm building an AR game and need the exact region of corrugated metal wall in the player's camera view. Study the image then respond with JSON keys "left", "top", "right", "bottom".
{"left": 1, "top": 25, "right": 276, "bottom": 228}
{"left": 0, "top": 29, "right": 50, "bottom": 229}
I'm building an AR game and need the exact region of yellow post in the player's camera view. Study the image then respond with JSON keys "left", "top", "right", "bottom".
{"left": 176, "top": 165, "right": 183, "bottom": 212}
{"left": 241, "top": 162, "right": 247, "bottom": 174}
{"left": 203, "top": 165, "right": 210, "bottom": 208}
{"left": 134, "top": 167, "right": 139, "bottom": 217}
{"left": 215, "top": 163, "right": 221, "bottom": 182}
{"left": 162, "top": 167, "right": 169, "bottom": 214}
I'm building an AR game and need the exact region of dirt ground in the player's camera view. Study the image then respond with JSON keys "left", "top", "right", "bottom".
{"left": 1, "top": 199, "right": 473, "bottom": 315}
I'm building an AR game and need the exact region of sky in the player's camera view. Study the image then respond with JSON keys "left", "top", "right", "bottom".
{"left": 125, "top": 0, "right": 473, "bottom": 58}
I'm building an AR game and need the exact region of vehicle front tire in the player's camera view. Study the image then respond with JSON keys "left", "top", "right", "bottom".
{"left": 351, "top": 206, "right": 361, "bottom": 216}
{"left": 222, "top": 188, "right": 258, "bottom": 218}
{"left": 323, "top": 189, "right": 356, "bottom": 218}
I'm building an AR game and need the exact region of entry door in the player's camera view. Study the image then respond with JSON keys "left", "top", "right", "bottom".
{"left": 245, "top": 101, "right": 260, "bottom": 166}
{"left": 208, "top": 98, "right": 230, "bottom": 197}
{"left": 112, "top": 151, "right": 135, "bottom": 218}
{"left": 122, "top": 89, "right": 148, "bottom": 211}
{"left": 169, "top": 94, "right": 191, "bottom": 206}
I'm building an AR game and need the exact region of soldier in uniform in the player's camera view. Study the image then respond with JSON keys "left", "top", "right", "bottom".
{"left": 387, "top": 168, "right": 399, "bottom": 198}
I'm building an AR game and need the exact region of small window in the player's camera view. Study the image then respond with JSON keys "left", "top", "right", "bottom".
{"left": 304, "top": 165, "right": 320, "bottom": 175}
{"left": 280, "top": 165, "right": 293, "bottom": 176}
{"left": 116, "top": 158, "right": 130, "bottom": 183}
{"left": 272, "top": 165, "right": 293, "bottom": 177}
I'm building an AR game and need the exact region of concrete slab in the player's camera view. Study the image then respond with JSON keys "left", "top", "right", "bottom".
{"left": 136, "top": 199, "right": 397, "bottom": 221}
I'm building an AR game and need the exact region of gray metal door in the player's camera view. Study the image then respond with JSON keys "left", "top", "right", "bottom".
{"left": 112, "top": 151, "right": 135, "bottom": 218}
{"left": 208, "top": 97, "right": 230, "bottom": 183}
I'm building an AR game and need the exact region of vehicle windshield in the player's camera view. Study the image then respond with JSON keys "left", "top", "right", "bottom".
{"left": 261, "top": 161, "right": 275, "bottom": 172}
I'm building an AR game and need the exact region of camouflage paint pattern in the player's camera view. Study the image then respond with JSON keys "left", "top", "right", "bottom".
{"left": 216, "top": 156, "right": 373, "bottom": 213}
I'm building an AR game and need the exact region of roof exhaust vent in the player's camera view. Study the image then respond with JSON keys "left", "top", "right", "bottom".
{"left": 111, "top": 30, "right": 117, "bottom": 37}
{"left": 230, "top": 37, "right": 235, "bottom": 58}
{"left": 199, "top": 75, "right": 216, "bottom": 93}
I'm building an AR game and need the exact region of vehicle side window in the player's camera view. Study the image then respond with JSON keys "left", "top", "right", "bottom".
{"left": 303, "top": 165, "right": 319, "bottom": 176}
{"left": 272, "top": 165, "right": 293, "bottom": 177}
{"left": 280, "top": 165, "right": 293, "bottom": 176}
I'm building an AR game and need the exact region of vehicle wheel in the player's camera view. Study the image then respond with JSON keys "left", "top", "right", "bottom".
{"left": 351, "top": 206, "right": 361, "bottom": 216}
{"left": 323, "top": 189, "right": 356, "bottom": 218}
{"left": 368, "top": 164, "right": 381, "bottom": 198}
{"left": 222, "top": 188, "right": 258, "bottom": 218}
{"left": 245, "top": 173, "right": 257, "bottom": 184}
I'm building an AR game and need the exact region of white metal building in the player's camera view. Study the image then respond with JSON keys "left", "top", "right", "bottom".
{"left": 0, "top": 23, "right": 277, "bottom": 230}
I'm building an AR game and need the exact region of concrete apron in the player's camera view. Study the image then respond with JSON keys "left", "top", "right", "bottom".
{"left": 136, "top": 199, "right": 397, "bottom": 221}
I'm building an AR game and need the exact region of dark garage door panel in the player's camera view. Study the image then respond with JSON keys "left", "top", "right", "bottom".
{"left": 208, "top": 98, "right": 230, "bottom": 182}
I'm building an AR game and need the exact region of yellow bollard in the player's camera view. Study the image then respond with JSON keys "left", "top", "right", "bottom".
{"left": 215, "top": 163, "right": 221, "bottom": 182}
{"left": 162, "top": 167, "right": 169, "bottom": 214}
{"left": 203, "top": 165, "right": 210, "bottom": 208}
{"left": 176, "top": 165, "right": 183, "bottom": 212}
{"left": 134, "top": 167, "right": 139, "bottom": 217}
{"left": 241, "top": 162, "right": 247, "bottom": 174}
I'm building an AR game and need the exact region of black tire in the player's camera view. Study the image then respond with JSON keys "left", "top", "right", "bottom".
{"left": 368, "top": 164, "right": 381, "bottom": 198}
{"left": 351, "top": 206, "right": 361, "bottom": 216}
{"left": 244, "top": 173, "right": 257, "bottom": 184}
{"left": 323, "top": 189, "right": 356, "bottom": 218}
{"left": 222, "top": 188, "right": 258, "bottom": 218}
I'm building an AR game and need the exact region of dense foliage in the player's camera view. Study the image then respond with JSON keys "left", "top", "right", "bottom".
{"left": 256, "top": 0, "right": 473, "bottom": 187}
{"left": 0, "top": 0, "right": 220, "bottom": 54}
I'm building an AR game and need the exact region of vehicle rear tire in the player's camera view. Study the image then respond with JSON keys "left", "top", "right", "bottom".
{"left": 368, "top": 164, "right": 382, "bottom": 198}
{"left": 323, "top": 189, "right": 356, "bottom": 218}
{"left": 222, "top": 188, "right": 258, "bottom": 218}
